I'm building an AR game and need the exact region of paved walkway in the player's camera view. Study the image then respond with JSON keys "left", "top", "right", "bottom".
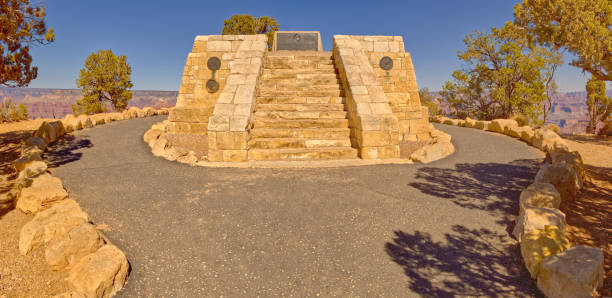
{"left": 46, "top": 116, "right": 544, "bottom": 297}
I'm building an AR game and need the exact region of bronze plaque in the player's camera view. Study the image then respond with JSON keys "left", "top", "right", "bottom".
{"left": 276, "top": 33, "right": 318, "bottom": 51}
{"left": 207, "top": 57, "right": 221, "bottom": 71}
{"left": 206, "top": 79, "right": 219, "bottom": 93}
{"left": 380, "top": 56, "right": 394, "bottom": 70}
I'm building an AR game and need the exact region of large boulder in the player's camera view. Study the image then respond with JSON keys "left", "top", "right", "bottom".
{"left": 532, "top": 129, "right": 568, "bottom": 152}
{"left": 487, "top": 119, "right": 518, "bottom": 134}
{"left": 89, "top": 114, "right": 106, "bottom": 126}
{"left": 464, "top": 117, "right": 477, "bottom": 128}
{"left": 25, "top": 136, "right": 46, "bottom": 151}
{"left": 442, "top": 118, "right": 459, "bottom": 126}
{"left": 519, "top": 182, "right": 561, "bottom": 212}
{"left": 127, "top": 107, "right": 141, "bottom": 118}
{"left": 34, "top": 121, "right": 57, "bottom": 145}
{"left": 513, "top": 206, "right": 566, "bottom": 241}
{"left": 142, "top": 107, "right": 156, "bottom": 117}
{"left": 151, "top": 135, "right": 169, "bottom": 157}
{"left": 17, "top": 173, "right": 68, "bottom": 214}
{"left": 64, "top": 115, "right": 83, "bottom": 131}
{"left": 547, "top": 148, "right": 585, "bottom": 182}
{"left": 68, "top": 244, "right": 129, "bottom": 298}
{"left": 157, "top": 108, "right": 170, "bottom": 115}
{"left": 78, "top": 115, "right": 94, "bottom": 128}
{"left": 49, "top": 121, "right": 66, "bottom": 138}
{"left": 14, "top": 149, "right": 43, "bottom": 172}
{"left": 430, "top": 129, "right": 452, "bottom": 143}
{"left": 106, "top": 112, "right": 123, "bottom": 121}
{"left": 537, "top": 245, "right": 604, "bottom": 298}
{"left": 16, "top": 160, "right": 48, "bottom": 183}
{"left": 46, "top": 223, "right": 106, "bottom": 270}
{"left": 520, "top": 127, "right": 535, "bottom": 143}
{"left": 474, "top": 120, "right": 490, "bottom": 130}
{"left": 19, "top": 199, "right": 90, "bottom": 255}
{"left": 535, "top": 163, "right": 582, "bottom": 201}
{"left": 409, "top": 141, "right": 455, "bottom": 163}
{"left": 505, "top": 125, "right": 532, "bottom": 139}
{"left": 143, "top": 128, "right": 162, "bottom": 146}
{"left": 520, "top": 225, "right": 570, "bottom": 278}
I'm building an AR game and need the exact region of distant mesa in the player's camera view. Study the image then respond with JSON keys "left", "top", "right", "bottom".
{"left": 0, "top": 87, "right": 177, "bottom": 119}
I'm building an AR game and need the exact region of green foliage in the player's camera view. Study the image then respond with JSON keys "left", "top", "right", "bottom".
{"left": 0, "top": 0, "right": 55, "bottom": 87}
{"left": 546, "top": 123, "right": 560, "bottom": 134}
{"left": 585, "top": 76, "right": 612, "bottom": 133}
{"left": 514, "top": 0, "right": 612, "bottom": 81}
{"left": 74, "top": 49, "right": 133, "bottom": 115}
{"left": 511, "top": 113, "right": 530, "bottom": 127}
{"left": 222, "top": 14, "right": 279, "bottom": 50}
{"left": 0, "top": 97, "right": 28, "bottom": 122}
{"left": 440, "top": 24, "right": 563, "bottom": 123}
{"left": 418, "top": 88, "right": 440, "bottom": 119}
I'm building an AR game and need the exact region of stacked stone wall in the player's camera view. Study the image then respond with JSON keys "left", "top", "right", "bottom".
{"left": 349, "top": 36, "right": 430, "bottom": 142}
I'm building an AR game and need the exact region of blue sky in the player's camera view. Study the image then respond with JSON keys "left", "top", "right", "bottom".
{"left": 27, "top": 0, "right": 590, "bottom": 92}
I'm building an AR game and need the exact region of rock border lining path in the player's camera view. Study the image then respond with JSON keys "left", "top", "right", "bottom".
{"left": 7, "top": 107, "right": 168, "bottom": 298}
{"left": 433, "top": 116, "right": 605, "bottom": 297}
{"left": 143, "top": 120, "right": 455, "bottom": 168}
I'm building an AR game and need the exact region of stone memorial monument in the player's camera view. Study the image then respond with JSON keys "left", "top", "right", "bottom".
{"left": 167, "top": 32, "right": 431, "bottom": 162}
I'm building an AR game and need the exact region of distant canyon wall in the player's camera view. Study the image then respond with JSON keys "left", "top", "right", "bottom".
{"left": 432, "top": 91, "right": 612, "bottom": 135}
{"left": 0, "top": 87, "right": 177, "bottom": 119}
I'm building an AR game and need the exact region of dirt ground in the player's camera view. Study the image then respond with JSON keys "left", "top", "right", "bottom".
{"left": 0, "top": 119, "right": 70, "bottom": 297}
{"left": 562, "top": 135, "right": 612, "bottom": 296}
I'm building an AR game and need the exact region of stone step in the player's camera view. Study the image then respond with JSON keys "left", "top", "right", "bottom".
{"left": 248, "top": 147, "right": 358, "bottom": 161}
{"left": 267, "top": 51, "right": 333, "bottom": 58}
{"left": 250, "top": 128, "right": 350, "bottom": 139}
{"left": 252, "top": 118, "right": 349, "bottom": 129}
{"left": 248, "top": 138, "right": 351, "bottom": 149}
{"left": 255, "top": 103, "right": 346, "bottom": 111}
{"left": 261, "top": 72, "right": 339, "bottom": 81}
{"left": 257, "top": 89, "right": 345, "bottom": 98}
{"left": 259, "top": 77, "right": 340, "bottom": 86}
{"left": 254, "top": 110, "right": 347, "bottom": 120}
{"left": 256, "top": 96, "right": 344, "bottom": 104}
{"left": 263, "top": 62, "right": 335, "bottom": 71}
{"left": 258, "top": 84, "right": 343, "bottom": 92}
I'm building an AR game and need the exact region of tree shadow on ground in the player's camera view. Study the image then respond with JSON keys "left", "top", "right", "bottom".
{"left": 408, "top": 159, "right": 542, "bottom": 229}
{"left": 390, "top": 159, "right": 543, "bottom": 296}
{"left": 0, "top": 130, "right": 32, "bottom": 177}
{"left": 385, "top": 225, "right": 538, "bottom": 297}
{"left": 44, "top": 134, "right": 92, "bottom": 168}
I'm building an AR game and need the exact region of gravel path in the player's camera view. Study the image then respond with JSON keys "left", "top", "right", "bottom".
{"left": 46, "top": 116, "right": 544, "bottom": 297}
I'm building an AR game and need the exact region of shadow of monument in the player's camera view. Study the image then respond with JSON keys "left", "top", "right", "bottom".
{"left": 408, "top": 159, "right": 542, "bottom": 228}
{"left": 385, "top": 225, "right": 539, "bottom": 297}
{"left": 44, "top": 134, "right": 93, "bottom": 168}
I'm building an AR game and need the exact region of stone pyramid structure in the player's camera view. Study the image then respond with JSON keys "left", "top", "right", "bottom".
{"left": 168, "top": 32, "right": 431, "bottom": 162}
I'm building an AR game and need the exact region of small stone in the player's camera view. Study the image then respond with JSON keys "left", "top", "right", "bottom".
{"left": 409, "top": 141, "right": 455, "bottom": 163}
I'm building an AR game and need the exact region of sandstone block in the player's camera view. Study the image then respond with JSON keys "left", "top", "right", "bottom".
{"left": 410, "top": 141, "right": 455, "bottom": 163}
{"left": 520, "top": 225, "right": 570, "bottom": 278}
{"left": 16, "top": 160, "right": 48, "bottom": 184}
{"left": 143, "top": 129, "right": 162, "bottom": 146}
{"left": 519, "top": 182, "right": 561, "bottom": 212}
{"left": 142, "top": 107, "right": 156, "bottom": 116}
{"left": 19, "top": 199, "right": 90, "bottom": 255}
{"left": 505, "top": 125, "right": 530, "bottom": 139}
{"left": 50, "top": 121, "right": 66, "bottom": 138}
{"left": 547, "top": 148, "right": 585, "bottom": 182}
{"left": 14, "top": 150, "right": 43, "bottom": 172}
{"left": 151, "top": 136, "right": 168, "bottom": 157}
{"left": 34, "top": 121, "right": 57, "bottom": 145}
{"left": 78, "top": 115, "right": 93, "bottom": 128}
{"left": 535, "top": 163, "right": 582, "bottom": 201}
{"left": 533, "top": 129, "right": 568, "bottom": 152}
{"left": 89, "top": 114, "right": 106, "bottom": 126}
{"left": 464, "top": 117, "right": 477, "bottom": 128}
{"left": 46, "top": 223, "right": 106, "bottom": 270}
{"left": 513, "top": 206, "right": 566, "bottom": 241}
{"left": 488, "top": 119, "right": 518, "bottom": 133}
{"left": 25, "top": 136, "right": 46, "bottom": 151}
{"left": 520, "top": 127, "right": 535, "bottom": 143}
{"left": 68, "top": 245, "right": 129, "bottom": 298}
{"left": 17, "top": 173, "right": 68, "bottom": 214}
{"left": 537, "top": 245, "right": 604, "bottom": 298}
{"left": 474, "top": 120, "right": 490, "bottom": 130}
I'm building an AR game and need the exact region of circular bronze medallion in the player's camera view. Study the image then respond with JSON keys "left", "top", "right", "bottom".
{"left": 293, "top": 33, "right": 301, "bottom": 41}
{"left": 206, "top": 79, "right": 219, "bottom": 93}
{"left": 207, "top": 57, "right": 221, "bottom": 71}
{"left": 379, "top": 56, "right": 394, "bottom": 70}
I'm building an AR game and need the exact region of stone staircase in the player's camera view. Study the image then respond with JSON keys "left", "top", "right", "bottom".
{"left": 248, "top": 51, "right": 358, "bottom": 161}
